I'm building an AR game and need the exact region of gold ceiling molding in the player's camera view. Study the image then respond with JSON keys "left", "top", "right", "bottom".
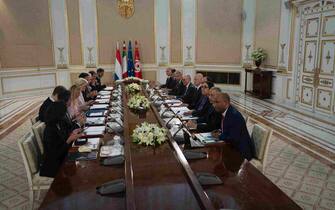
{"left": 118, "top": 0, "right": 135, "bottom": 19}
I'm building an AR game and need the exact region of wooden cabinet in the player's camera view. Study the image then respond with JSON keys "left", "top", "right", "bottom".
{"left": 244, "top": 68, "right": 273, "bottom": 99}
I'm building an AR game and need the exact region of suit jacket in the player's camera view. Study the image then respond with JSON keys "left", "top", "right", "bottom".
{"left": 196, "top": 105, "right": 221, "bottom": 132}
{"left": 180, "top": 83, "right": 197, "bottom": 104}
{"left": 188, "top": 86, "right": 202, "bottom": 109}
{"left": 40, "top": 118, "right": 73, "bottom": 177}
{"left": 38, "top": 97, "right": 53, "bottom": 122}
{"left": 161, "top": 77, "right": 177, "bottom": 89}
{"left": 192, "top": 96, "right": 211, "bottom": 117}
{"left": 219, "top": 106, "right": 255, "bottom": 161}
{"left": 96, "top": 77, "right": 106, "bottom": 91}
{"left": 169, "top": 80, "right": 186, "bottom": 96}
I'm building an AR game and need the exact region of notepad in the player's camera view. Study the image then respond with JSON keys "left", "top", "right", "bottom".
{"left": 171, "top": 106, "right": 190, "bottom": 115}
{"left": 194, "top": 132, "right": 218, "bottom": 144}
{"left": 99, "top": 91, "right": 111, "bottom": 95}
{"left": 86, "top": 110, "right": 108, "bottom": 117}
{"left": 104, "top": 87, "right": 114, "bottom": 91}
{"left": 95, "top": 99, "right": 110, "bottom": 104}
{"left": 100, "top": 145, "right": 124, "bottom": 157}
{"left": 90, "top": 104, "right": 109, "bottom": 110}
{"left": 97, "top": 95, "right": 110, "bottom": 99}
{"left": 84, "top": 126, "right": 105, "bottom": 136}
{"left": 165, "top": 99, "right": 182, "bottom": 104}
{"left": 73, "top": 138, "right": 100, "bottom": 150}
{"left": 86, "top": 117, "right": 105, "bottom": 125}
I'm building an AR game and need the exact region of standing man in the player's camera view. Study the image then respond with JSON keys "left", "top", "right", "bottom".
{"left": 212, "top": 93, "right": 255, "bottom": 161}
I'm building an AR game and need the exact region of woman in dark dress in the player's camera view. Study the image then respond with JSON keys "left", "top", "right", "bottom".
{"left": 40, "top": 101, "right": 83, "bottom": 178}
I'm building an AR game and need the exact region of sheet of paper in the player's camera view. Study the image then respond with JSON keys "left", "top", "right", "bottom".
{"left": 100, "top": 145, "right": 124, "bottom": 157}
{"left": 84, "top": 126, "right": 105, "bottom": 135}
{"left": 194, "top": 132, "right": 217, "bottom": 144}
{"left": 95, "top": 99, "right": 110, "bottom": 104}
{"left": 90, "top": 104, "right": 109, "bottom": 110}
{"left": 171, "top": 106, "right": 190, "bottom": 115}
{"left": 86, "top": 117, "right": 105, "bottom": 125}
{"left": 104, "top": 87, "right": 114, "bottom": 91}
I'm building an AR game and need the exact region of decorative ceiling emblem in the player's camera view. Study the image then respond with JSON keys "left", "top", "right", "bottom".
{"left": 118, "top": 0, "right": 135, "bottom": 19}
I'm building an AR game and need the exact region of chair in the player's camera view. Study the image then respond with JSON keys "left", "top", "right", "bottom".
{"left": 32, "top": 122, "right": 46, "bottom": 156}
{"left": 249, "top": 122, "right": 273, "bottom": 172}
{"left": 30, "top": 115, "right": 39, "bottom": 126}
{"left": 18, "top": 132, "right": 53, "bottom": 210}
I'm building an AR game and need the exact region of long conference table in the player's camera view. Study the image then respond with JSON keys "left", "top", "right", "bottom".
{"left": 39, "top": 81, "right": 302, "bottom": 210}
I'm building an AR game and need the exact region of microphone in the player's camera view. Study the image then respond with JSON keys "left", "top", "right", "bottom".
{"left": 165, "top": 110, "right": 181, "bottom": 128}
{"left": 160, "top": 104, "right": 173, "bottom": 117}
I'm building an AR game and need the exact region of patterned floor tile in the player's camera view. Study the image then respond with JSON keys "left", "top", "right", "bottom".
{"left": 279, "top": 152, "right": 296, "bottom": 160}
{"left": 278, "top": 186, "right": 295, "bottom": 197}
{"left": 319, "top": 198, "right": 335, "bottom": 209}
{"left": 307, "top": 170, "right": 328, "bottom": 180}
{"left": 326, "top": 182, "right": 335, "bottom": 191}
{"left": 295, "top": 201, "right": 314, "bottom": 210}
{"left": 284, "top": 171, "right": 304, "bottom": 181}
{"left": 299, "top": 183, "right": 322, "bottom": 195}
{"left": 0, "top": 172, "right": 16, "bottom": 182}
{"left": 293, "top": 191, "right": 319, "bottom": 205}
{"left": 303, "top": 176, "right": 326, "bottom": 188}
{"left": 0, "top": 186, "right": 5, "bottom": 192}
{"left": 286, "top": 166, "right": 307, "bottom": 176}
{"left": 0, "top": 189, "right": 16, "bottom": 202}
{"left": 269, "top": 161, "right": 289, "bottom": 171}
{"left": 321, "top": 189, "right": 335, "bottom": 201}
{"left": 310, "top": 164, "right": 331, "bottom": 174}
{"left": 328, "top": 174, "right": 335, "bottom": 184}
{"left": 264, "top": 167, "right": 285, "bottom": 177}
{"left": 273, "top": 157, "right": 293, "bottom": 165}
{"left": 1, "top": 195, "right": 27, "bottom": 208}
{"left": 295, "top": 154, "right": 314, "bottom": 164}
{"left": 264, "top": 174, "right": 279, "bottom": 183}
{"left": 291, "top": 161, "right": 311, "bottom": 169}
{"left": 277, "top": 178, "right": 301, "bottom": 190}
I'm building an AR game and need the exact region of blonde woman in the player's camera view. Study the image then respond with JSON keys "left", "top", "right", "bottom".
{"left": 67, "top": 85, "right": 81, "bottom": 118}
{"left": 74, "top": 78, "right": 94, "bottom": 111}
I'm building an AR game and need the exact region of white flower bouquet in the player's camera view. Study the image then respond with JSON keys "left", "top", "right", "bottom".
{"left": 125, "top": 83, "right": 141, "bottom": 95}
{"left": 132, "top": 122, "right": 167, "bottom": 146}
{"left": 127, "top": 94, "right": 150, "bottom": 113}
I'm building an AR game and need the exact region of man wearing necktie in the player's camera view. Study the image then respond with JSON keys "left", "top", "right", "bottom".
{"left": 188, "top": 73, "right": 204, "bottom": 109}
{"left": 168, "top": 71, "right": 185, "bottom": 96}
{"left": 212, "top": 93, "right": 255, "bottom": 161}
{"left": 180, "top": 75, "right": 197, "bottom": 104}
{"left": 160, "top": 68, "right": 177, "bottom": 89}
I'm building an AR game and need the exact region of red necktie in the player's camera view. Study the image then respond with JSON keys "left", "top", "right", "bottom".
{"left": 221, "top": 115, "right": 225, "bottom": 131}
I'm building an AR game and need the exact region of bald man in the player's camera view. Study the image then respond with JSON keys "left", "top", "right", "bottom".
{"left": 189, "top": 73, "right": 204, "bottom": 109}
{"left": 212, "top": 93, "right": 255, "bottom": 161}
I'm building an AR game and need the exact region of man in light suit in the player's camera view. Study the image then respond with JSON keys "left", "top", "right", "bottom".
{"left": 212, "top": 93, "right": 255, "bottom": 161}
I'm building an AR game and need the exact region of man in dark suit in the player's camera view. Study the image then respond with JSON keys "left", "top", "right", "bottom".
{"left": 187, "top": 86, "right": 222, "bottom": 132}
{"left": 212, "top": 93, "right": 255, "bottom": 161}
{"left": 188, "top": 73, "right": 204, "bottom": 109}
{"left": 169, "top": 71, "right": 185, "bottom": 96}
{"left": 179, "top": 75, "right": 197, "bottom": 104}
{"left": 38, "top": 86, "right": 68, "bottom": 122}
{"left": 160, "top": 68, "right": 177, "bottom": 89}
{"left": 96, "top": 68, "right": 107, "bottom": 91}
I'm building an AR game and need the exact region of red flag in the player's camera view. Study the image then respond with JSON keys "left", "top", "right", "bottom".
{"left": 134, "top": 41, "right": 142, "bottom": 79}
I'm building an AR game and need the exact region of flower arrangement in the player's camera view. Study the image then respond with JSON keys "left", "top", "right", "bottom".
{"left": 251, "top": 48, "right": 267, "bottom": 62}
{"left": 132, "top": 122, "right": 167, "bottom": 146}
{"left": 127, "top": 94, "right": 150, "bottom": 111}
{"left": 125, "top": 83, "right": 141, "bottom": 95}
{"left": 115, "top": 77, "right": 149, "bottom": 85}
